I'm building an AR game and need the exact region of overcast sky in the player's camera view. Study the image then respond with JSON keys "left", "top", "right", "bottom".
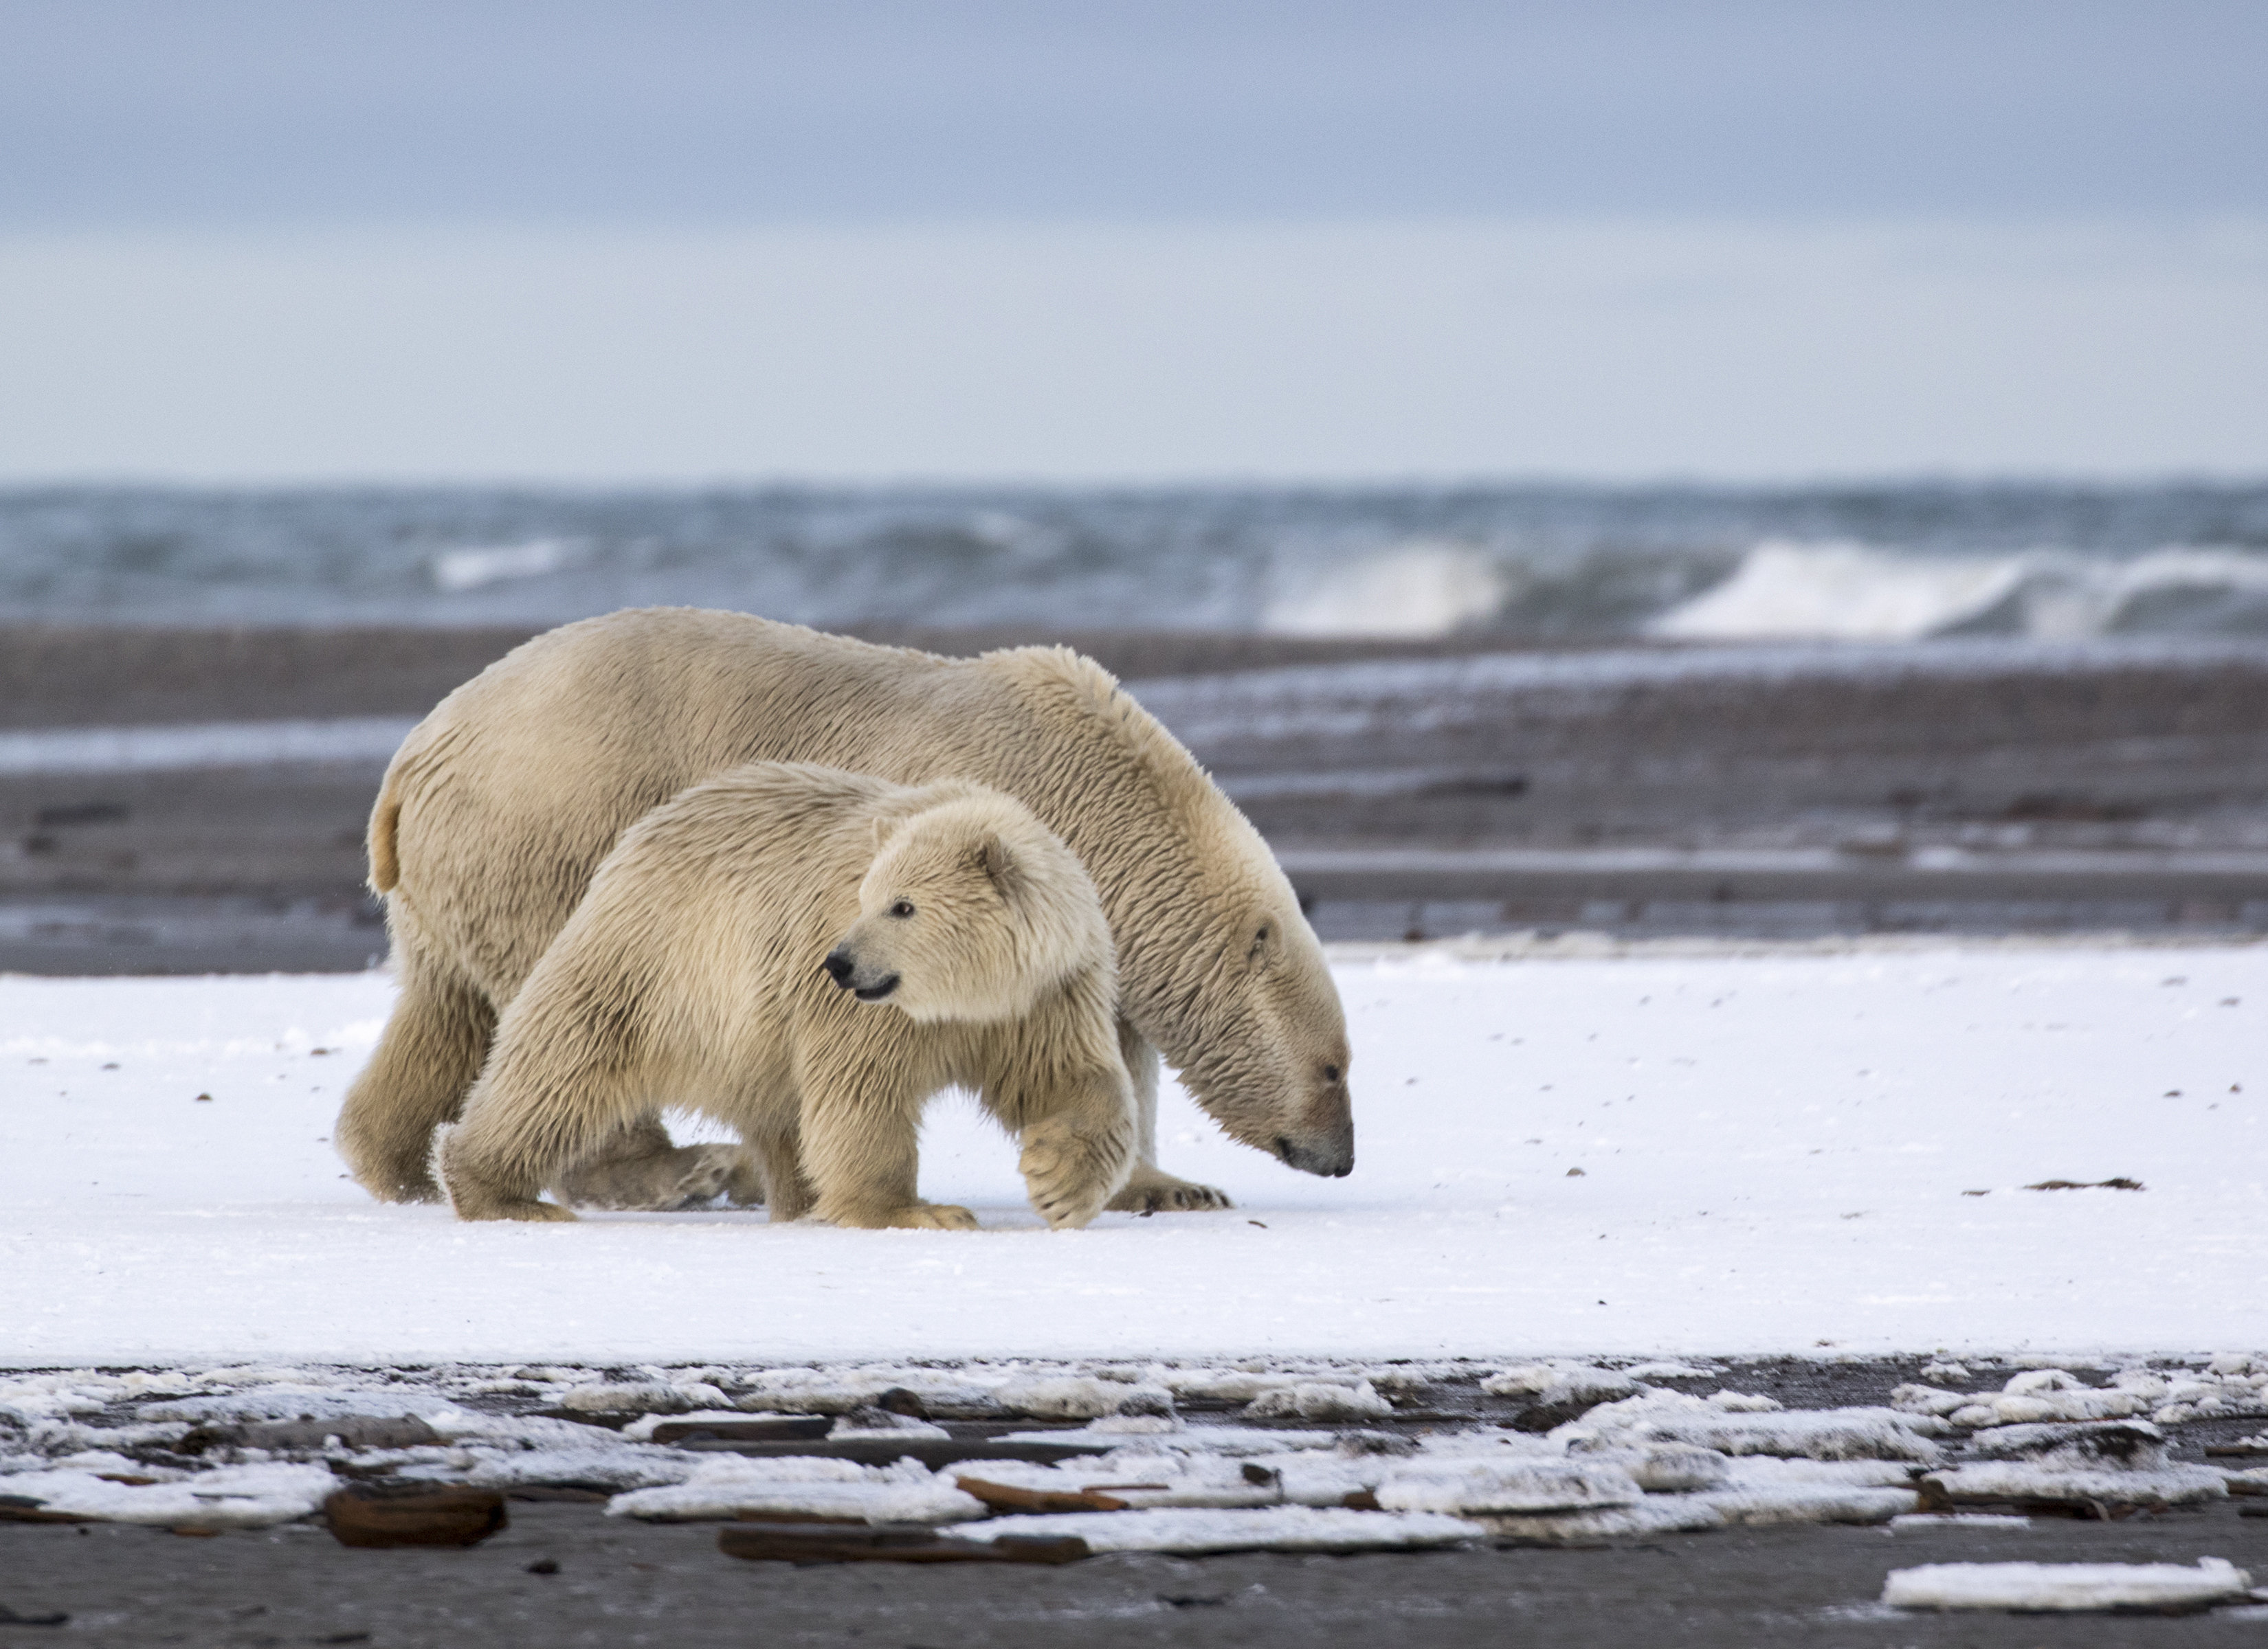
{"left": 3, "top": 2, "right": 2264, "bottom": 481}
{"left": 8, "top": 0, "right": 2265, "bottom": 226}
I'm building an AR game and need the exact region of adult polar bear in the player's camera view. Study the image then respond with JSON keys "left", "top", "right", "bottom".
{"left": 337, "top": 608, "right": 1355, "bottom": 1213}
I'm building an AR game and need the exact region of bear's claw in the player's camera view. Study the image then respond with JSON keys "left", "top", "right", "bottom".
{"left": 1105, "top": 1168, "right": 1234, "bottom": 1213}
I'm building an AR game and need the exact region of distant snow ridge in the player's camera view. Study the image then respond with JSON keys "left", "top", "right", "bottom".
{"left": 3, "top": 1358, "right": 2263, "bottom": 1556}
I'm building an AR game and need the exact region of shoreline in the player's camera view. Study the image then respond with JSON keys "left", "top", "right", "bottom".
{"left": 6, "top": 623, "right": 2267, "bottom": 970}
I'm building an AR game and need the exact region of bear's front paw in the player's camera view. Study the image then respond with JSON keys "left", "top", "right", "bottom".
{"left": 1018, "top": 1123, "right": 1123, "bottom": 1231}
{"left": 1104, "top": 1167, "right": 1234, "bottom": 1214}
{"left": 885, "top": 1202, "right": 980, "bottom": 1231}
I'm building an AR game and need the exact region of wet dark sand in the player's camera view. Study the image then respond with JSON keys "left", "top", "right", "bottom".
{"left": 5, "top": 624, "right": 2267, "bottom": 970}
{"left": 5, "top": 1356, "right": 2265, "bottom": 1646}
{"left": 7, "top": 1499, "right": 2263, "bottom": 1648}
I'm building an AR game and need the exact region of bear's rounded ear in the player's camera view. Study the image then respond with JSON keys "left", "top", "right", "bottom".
{"left": 871, "top": 815, "right": 893, "bottom": 853}
{"left": 974, "top": 834, "right": 1023, "bottom": 904}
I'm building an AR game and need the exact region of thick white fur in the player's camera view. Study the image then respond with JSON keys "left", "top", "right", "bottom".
{"left": 436, "top": 765, "right": 1134, "bottom": 1231}
{"left": 339, "top": 608, "right": 1353, "bottom": 1214}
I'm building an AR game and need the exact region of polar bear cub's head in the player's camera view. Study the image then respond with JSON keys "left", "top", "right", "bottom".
{"left": 823, "top": 787, "right": 1114, "bottom": 1024}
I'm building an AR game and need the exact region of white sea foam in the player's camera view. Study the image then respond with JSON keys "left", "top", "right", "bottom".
{"left": 429, "top": 539, "right": 573, "bottom": 593}
{"left": 1651, "top": 539, "right": 2268, "bottom": 643}
{"left": 1263, "top": 542, "right": 1507, "bottom": 638}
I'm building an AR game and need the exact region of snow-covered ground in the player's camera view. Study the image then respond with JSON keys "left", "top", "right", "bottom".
{"left": 3, "top": 943, "right": 2263, "bottom": 1367}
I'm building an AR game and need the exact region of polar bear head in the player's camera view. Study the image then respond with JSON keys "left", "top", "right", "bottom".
{"left": 823, "top": 787, "right": 1114, "bottom": 1024}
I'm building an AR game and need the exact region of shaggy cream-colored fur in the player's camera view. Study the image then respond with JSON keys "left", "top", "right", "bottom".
{"left": 339, "top": 608, "right": 1353, "bottom": 1212}
{"left": 436, "top": 765, "right": 1134, "bottom": 1230}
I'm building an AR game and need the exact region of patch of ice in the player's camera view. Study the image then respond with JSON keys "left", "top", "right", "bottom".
{"left": 993, "top": 1375, "right": 1172, "bottom": 1420}
{"left": 616, "top": 1409, "right": 764, "bottom": 1442}
{"left": 1966, "top": 1420, "right": 2167, "bottom": 1469}
{"left": 1, "top": 1461, "right": 337, "bottom": 1528}
{"left": 1697, "top": 1483, "right": 1918, "bottom": 1525}
{"left": 555, "top": 1381, "right": 729, "bottom": 1415}
{"left": 1723, "top": 1456, "right": 1920, "bottom": 1489}
{"left": 1590, "top": 1444, "right": 1732, "bottom": 1493}
{"left": 1244, "top": 1380, "right": 1392, "bottom": 1421}
{"left": 606, "top": 1457, "right": 985, "bottom": 1524}
{"left": 1376, "top": 1459, "right": 1643, "bottom": 1516}
{"left": 1923, "top": 1462, "right": 2227, "bottom": 1509}
{"left": 1883, "top": 1558, "right": 2252, "bottom": 1613}
{"left": 1480, "top": 1496, "right": 1726, "bottom": 1543}
{"left": 1891, "top": 1513, "right": 2032, "bottom": 1530}
{"left": 976, "top": 1505, "right": 1485, "bottom": 1553}
{"left": 137, "top": 1388, "right": 474, "bottom": 1426}
{"left": 1565, "top": 1393, "right": 1944, "bottom": 1462}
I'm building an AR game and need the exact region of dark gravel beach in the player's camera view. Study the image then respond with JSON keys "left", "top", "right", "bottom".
{"left": 5, "top": 1357, "right": 2265, "bottom": 1647}
{"left": 5, "top": 622, "right": 2268, "bottom": 970}
{"left": 8, "top": 1498, "right": 2262, "bottom": 1648}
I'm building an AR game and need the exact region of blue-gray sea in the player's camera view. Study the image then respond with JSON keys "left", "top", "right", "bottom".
{"left": 4, "top": 482, "right": 2267, "bottom": 643}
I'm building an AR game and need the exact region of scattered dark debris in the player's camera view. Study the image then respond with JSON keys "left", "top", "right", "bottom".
{"left": 1566, "top": 1167, "right": 1586, "bottom": 1177}
{"left": 1961, "top": 1189, "right": 1990, "bottom": 1196}
{"left": 0, "top": 1602, "right": 69, "bottom": 1626}
{"left": 717, "top": 1521, "right": 1087, "bottom": 1565}
{"left": 2024, "top": 1178, "right": 2145, "bottom": 1192}
{"left": 1159, "top": 1595, "right": 1231, "bottom": 1609}
{"left": 524, "top": 1558, "right": 559, "bottom": 1575}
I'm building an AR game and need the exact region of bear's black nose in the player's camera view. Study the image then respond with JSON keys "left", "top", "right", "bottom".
{"left": 822, "top": 950, "right": 856, "bottom": 987}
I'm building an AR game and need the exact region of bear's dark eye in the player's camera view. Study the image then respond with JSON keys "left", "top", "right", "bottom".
{"left": 890, "top": 900, "right": 915, "bottom": 919}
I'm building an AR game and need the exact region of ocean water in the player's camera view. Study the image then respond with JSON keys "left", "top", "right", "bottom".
{"left": 3, "top": 482, "right": 2267, "bottom": 642}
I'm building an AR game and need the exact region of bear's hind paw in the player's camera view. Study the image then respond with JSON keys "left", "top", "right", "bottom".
{"left": 1104, "top": 1168, "right": 1234, "bottom": 1214}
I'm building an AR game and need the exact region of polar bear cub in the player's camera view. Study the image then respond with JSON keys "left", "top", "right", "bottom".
{"left": 435, "top": 763, "right": 1136, "bottom": 1230}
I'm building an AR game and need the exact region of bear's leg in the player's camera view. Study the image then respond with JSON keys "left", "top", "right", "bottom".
{"left": 1102, "top": 1016, "right": 1235, "bottom": 1213}
{"left": 1007, "top": 1066, "right": 1135, "bottom": 1231}
{"left": 551, "top": 1115, "right": 764, "bottom": 1211}
{"left": 335, "top": 934, "right": 496, "bottom": 1203}
{"left": 742, "top": 1106, "right": 816, "bottom": 1223}
{"left": 798, "top": 1062, "right": 975, "bottom": 1231}
{"left": 439, "top": 1053, "right": 657, "bottom": 1223}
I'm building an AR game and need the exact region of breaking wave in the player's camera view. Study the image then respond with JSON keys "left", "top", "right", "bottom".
{"left": 1651, "top": 540, "right": 2268, "bottom": 642}
{"left": 3, "top": 481, "right": 2265, "bottom": 643}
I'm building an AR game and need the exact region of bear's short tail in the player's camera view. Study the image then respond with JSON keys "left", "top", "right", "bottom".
{"left": 367, "top": 771, "right": 403, "bottom": 893}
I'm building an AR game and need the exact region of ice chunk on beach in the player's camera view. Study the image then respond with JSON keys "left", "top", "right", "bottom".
{"left": 1883, "top": 1558, "right": 2252, "bottom": 1613}
{"left": 1696, "top": 1483, "right": 1917, "bottom": 1525}
{"left": 1243, "top": 1380, "right": 1392, "bottom": 1421}
{"left": 975, "top": 1505, "right": 1484, "bottom": 1554}
{"left": 1913, "top": 1370, "right": 2161, "bottom": 1429}
{"left": 1376, "top": 1459, "right": 1643, "bottom": 1516}
{"left": 1564, "top": 1392, "right": 1944, "bottom": 1461}
{"left": 1480, "top": 1497, "right": 1727, "bottom": 1544}
{"left": 555, "top": 1381, "right": 730, "bottom": 1415}
{"left": 605, "top": 1456, "right": 985, "bottom": 1524}
{"left": 1965, "top": 1420, "right": 2167, "bottom": 1469}
{"left": 993, "top": 1375, "right": 1172, "bottom": 1420}
{"left": 1922, "top": 1461, "right": 2227, "bottom": 1510}
{"left": 1, "top": 1462, "right": 337, "bottom": 1529}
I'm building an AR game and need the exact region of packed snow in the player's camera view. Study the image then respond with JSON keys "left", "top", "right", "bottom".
{"left": 3, "top": 943, "right": 2265, "bottom": 1366}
